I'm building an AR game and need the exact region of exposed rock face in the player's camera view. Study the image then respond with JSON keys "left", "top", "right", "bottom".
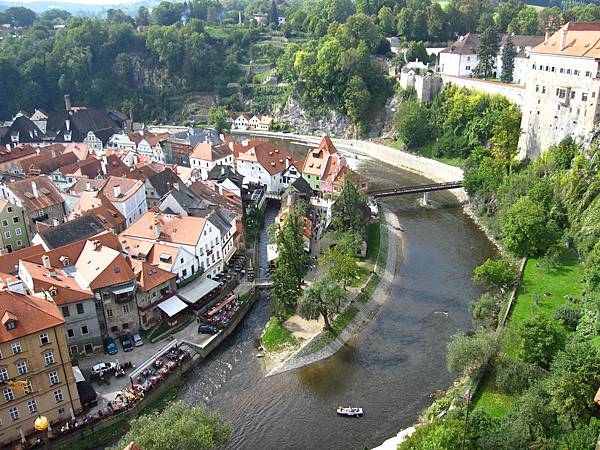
{"left": 276, "top": 97, "right": 355, "bottom": 138}
{"left": 370, "top": 93, "right": 402, "bottom": 140}
{"left": 581, "top": 122, "right": 600, "bottom": 152}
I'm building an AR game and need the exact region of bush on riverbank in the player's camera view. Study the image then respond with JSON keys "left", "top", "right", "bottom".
{"left": 261, "top": 316, "right": 299, "bottom": 352}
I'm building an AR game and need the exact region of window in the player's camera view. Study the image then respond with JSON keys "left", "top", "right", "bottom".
{"left": 106, "top": 309, "right": 113, "bottom": 319}
{"left": 551, "top": 66, "right": 556, "bottom": 72}
{"left": 574, "top": 69, "right": 580, "bottom": 76}
{"left": 14, "top": 226, "right": 21, "bottom": 236}
{"left": 69, "top": 345, "right": 78, "bottom": 356}
{"left": 571, "top": 90, "right": 576, "bottom": 99}
{"left": 557, "top": 88, "right": 567, "bottom": 99}
{"left": 27, "top": 399, "right": 37, "bottom": 414}
{"left": 542, "top": 86, "right": 546, "bottom": 94}
{"left": 53, "top": 389, "right": 63, "bottom": 403}
{"left": 16, "top": 360, "right": 27, "bottom": 375}
{"left": 7, "top": 207, "right": 11, "bottom": 213}
{"left": 76, "top": 303, "right": 84, "bottom": 315}
{"left": 585, "top": 71, "right": 592, "bottom": 77}
{"left": 0, "top": 368, "right": 7, "bottom": 381}
{"left": 4, "top": 388, "right": 14, "bottom": 402}
{"left": 61, "top": 306, "right": 70, "bottom": 318}
{"left": 16, "top": 241, "right": 21, "bottom": 247}
{"left": 11, "top": 342, "right": 21, "bottom": 354}
{"left": 559, "top": 68, "right": 564, "bottom": 73}
{"left": 44, "top": 351, "right": 54, "bottom": 366}
{"left": 535, "top": 85, "right": 539, "bottom": 92}
{"left": 465, "top": 65, "right": 471, "bottom": 70}
{"left": 67, "top": 329, "right": 74, "bottom": 338}
{"left": 582, "top": 92, "right": 588, "bottom": 101}
{"left": 39, "top": 333, "right": 49, "bottom": 346}
{"left": 1, "top": 220, "right": 7, "bottom": 227}
{"left": 12, "top": 217, "right": 18, "bottom": 224}
{"left": 80, "top": 326, "right": 88, "bottom": 335}
{"left": 4, "top": 231, "right": 10, "bottom": 239}
{"left": 49, "top": 370, "right": 60, "bottom": 385}
{"left": 566, "top": 69, "right": 571, "bottom": 74}
{"left": 84, "top": 344, "right": 93, "bottom": 354}
{"left": 122, "top": 305, "right": 129, "bottom": 314}
{"left": 9, "top": 407, "right": 19, "bottom": 421}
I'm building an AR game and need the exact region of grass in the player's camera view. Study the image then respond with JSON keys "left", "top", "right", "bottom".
{"left": 356, "top": 273, "right": 380, "bottom": 304}
{"left": 59, "top": 419, "right": 130, "bottom": 450}
{"left": 148, "top": 322, "right": 170, "bottom": 341}
{"left": 204, "top": 26, "right": 234, "bottom": 39}
{"left": 367, "top": 221, "right": 381, "bottom": 262}
{"left": 253, "top": 71, "right": 271, "bottom": 83}
{"left": 300, "top": 304, "right": 360, "bottom": 354}
{"left": 261, "top": 316, "right": 299, "bottom": 352}
{"left": 474, "top": 252, "right": 584, "bottom": 417}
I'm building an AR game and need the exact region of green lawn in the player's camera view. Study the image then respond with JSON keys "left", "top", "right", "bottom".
{"left": 474, "top": 252, "right": 584, "bottom": 417}
{"left": 205, "top": 26, "right": 234, "bottom": 39}
{"left": 261, "top": 316, "right": 299, "bottom": 352}
{"left": 367, "top": 221, "right": 381, "bottom": 262}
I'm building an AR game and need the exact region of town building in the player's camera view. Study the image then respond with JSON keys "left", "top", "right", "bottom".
{"left": 0, "top": 291, "right": 81, "bottom": 446}
{"left": 301, "top": 135, "right": 340, "bottom": 191}
{"left": 248, "top": 114, "right": 273, "bottom": 131}
{"left": 67, "top": 190, "right": 127, "bottom": 234}
{"left": 0, "top": 114, "right": 44, "bottom": 146}
{"left": 0, "top": 200, "right": 30, "bottom": 253}
{"left": 189, "top": 142, "right": 234, "bottom": 181}
{"left": 519, "top": 22, "right": 600, "bottom": 158}
{"left": 0, "top": 144, "right": 37, "bottom": 172}
{"left": 99, "top": 176, "right": 147, "bottom": 226}
{"left": 162, "top": 128, "right": 222, "bottom": 166}
{"left": 0, "top": 178, "right": 66, "bottom": 236}
{"left": 236, "top": 140, "right": 301, "bottom": 193}
{"left": 18, "top": 257, "right": 103, "bottom": 357}
{"left": 31, "top": 215, "right": 108, "bottom": 250}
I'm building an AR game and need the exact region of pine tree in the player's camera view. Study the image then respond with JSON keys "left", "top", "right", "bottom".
{"left": 500, "top": 36, "right": 516, "bottom": 83}
{"left": 475, "top": 26, "right": 500, "bottom": 78}
{"left": 269, "top": 0, "right": 278, "bottom": 25}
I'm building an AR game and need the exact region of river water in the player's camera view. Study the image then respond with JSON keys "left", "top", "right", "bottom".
{"left": 176, "top": 146, "right": 498, "bottom": 450}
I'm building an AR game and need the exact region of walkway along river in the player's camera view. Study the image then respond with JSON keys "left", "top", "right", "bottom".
{"left": 176, "top": 150, "right": 498, "bottom": 450}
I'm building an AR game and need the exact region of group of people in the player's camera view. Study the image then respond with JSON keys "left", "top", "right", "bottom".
{"left": 204, "top": 296, "right": 242, "bottom": 328}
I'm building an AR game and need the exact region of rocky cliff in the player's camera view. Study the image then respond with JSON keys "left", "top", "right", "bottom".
{"left": 275, "top": 97, "right": 355, "bottom": 138}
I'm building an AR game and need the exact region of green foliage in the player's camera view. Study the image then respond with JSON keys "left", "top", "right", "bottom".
{"left": 261, "top": 316, "right": 298, "bottom": 352}
{"left": 518, "top": 314, "right": 562, "bottom": 369}
{"left": 553, "top": 304, "right": 582, "bottom": 332}
{"left": 447, "top": 329, "right": 500, "bottom": 378}
{"left": 322, "top": 231, "right": 361, "bottom": 288}
{"left": 494, "top": 358, "right": 546, "bottom": 395}
{"left": 398, "top": 418, "right": 463, "bottom": 450}
{"left": 500, "top": 197, "right": 559, "bottom": 257}
{"left": 394, "top": 100, "right": 431, "bottom": 149}
{"left": 404, "top": 41, "right": 428, "bottom": 63}
{"left": 584, "top": 241, "right": 600, "bottom": 292}
{"left": 508, "top": 7, "right": 539, "bottom": 35}
{"left": 500, "top": 35, "right": 515, "bottom": 83}
{"left": 298, "top": 274, "right": 347, "bottom": 331}
{"left": 547, "top": 341, "right": 600, "bottom": 429}
{"left": 473, "top": 258, "right": 517, "bottom": 296}
{"left": 470, "top": 292, "right": 502, "bottom": 329}
{"left": 207, "top": 105, "right": 229, "bottom": 133}
{"left": 116, "top": 401, "right": 230, "bottom": 450}
{"left": 475, "top": 26, "right": 500, "bottom": 78}
{"left": 330, "top": 175, "right": 369, "bottom": 238}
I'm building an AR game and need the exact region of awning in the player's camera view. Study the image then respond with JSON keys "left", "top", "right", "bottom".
{"left": 267, "top": 244, "right": 279, "bottom": 262}
{"left": 72, "top": 366, "right": 85, "bottom": 383}
{"left": 178, "top": 277, "right": 220, "bottom": 304}
{"left": 157, "top": 295, "right": 188, "bottom": 318}
{"left": 110, "top": 283, "right": 136, "bottom": 295}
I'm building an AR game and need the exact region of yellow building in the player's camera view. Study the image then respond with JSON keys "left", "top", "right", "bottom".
{"left": 0, "top": 291, "right": 81, "bottom": 446}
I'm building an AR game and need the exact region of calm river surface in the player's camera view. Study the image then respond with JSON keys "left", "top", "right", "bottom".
{"left": 177, "top": 141, "right": 497, "bottom": 450}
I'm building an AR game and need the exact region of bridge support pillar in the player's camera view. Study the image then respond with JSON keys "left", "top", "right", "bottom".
{"left": 423, "top": 191, "right": 429, "bottom": 206}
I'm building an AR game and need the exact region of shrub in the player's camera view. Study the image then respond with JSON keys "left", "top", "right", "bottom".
{"left": 494, "top": 358, "right": 547, "bottom": 395}
{"left": 554, "top": 304, "right": 582, "bottom": 331}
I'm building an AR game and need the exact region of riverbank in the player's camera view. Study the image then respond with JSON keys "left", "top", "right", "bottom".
{"left": 266, "top": 207, "right": 401, "bottom": 377}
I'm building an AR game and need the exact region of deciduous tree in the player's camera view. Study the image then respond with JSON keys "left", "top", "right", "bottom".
{"left": 518, "top": 315, "right": 562, "bottom": 369}
{"left": 208, "top": 105, "right": 229, "bottom": 133}
{"left": 473, "top": 258, "right": 517, "bottom": 296}
{"left": 298, "top": 275, "right": 346, "bottom": 331}
{"left": 447, "top": 329, "right": 500, "bottom": 378}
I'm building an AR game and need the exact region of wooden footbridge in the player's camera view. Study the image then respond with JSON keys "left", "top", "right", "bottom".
{"left": 368, "top": 181, "right": 463, "bottom": 203}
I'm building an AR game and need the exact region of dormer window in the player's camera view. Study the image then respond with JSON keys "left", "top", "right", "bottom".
{"left": 2, "top": 311, "right": 17, "bottom": 331}
{"left": 6, "top": 322, "right": 15, "bottom": 331}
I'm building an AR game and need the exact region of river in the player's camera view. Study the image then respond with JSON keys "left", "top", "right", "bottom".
{"left": 176, "top": 146, "right": 498, "bottom": 450}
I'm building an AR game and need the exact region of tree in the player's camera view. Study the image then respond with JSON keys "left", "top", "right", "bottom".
{"left": 394, "top": 100, "right": 431, "bottom": 149}
{"left": 404, "top": 41, "right": 428, "bottom": 63}
{"left": 583, "top": 241, "right": 600, "bottom": 292}
{"left": 547, "top": 341, "right": 600, "bottom": 429}
{"left": 518, "top": 315, "right": 562, "bottom": 368}
{"left": 508, "top": 6, "right": 539, "bottom": 35}
{"left": 473, "top": 258, "right": 517, "bottom": 296}
{"left": 322, "top": 231, "right": 361, "bottom": 288}
{"left": 500, "top": 35, "right": 516, "bottom": 83}
{"left": 270, "top": 203, "right": 309, "bottom": 317}
{"left": 269, "top": 0, "right": 278, "bottom": 25}
{"left": 322, "top": 0, "right": 355, "bottom": 23}
{"left": 378, "top": 6, "right": 395, "bottom": 35}
{"left": 500, "top": 197, "right": 559, "bottom": 257}
{"left": 470, "top": 292, "right": 502, "bottom": 329}
{"left": 475, "top": 26, "right": 500, "bottom": 78}
{"left": 298, "top": 275, "right": 346, "bottom": 331}
{"left": 507, "top": 384, "right": 556, "bottom": 440}
{"left": 495, "top": 358, "right": 546, "bottom": 395}
{"left": 343, "top": 76, "right": 370, "bottom": 135}
{"left": 137, "top": 6, "right": 151, "bottom": 26}
{"left": 398, "top": 418, "right": 463, "bottom": 450}
{"left": 330, "top": 175, "right": 369, "bottom": 237}
{"left": 2, "top": 7, "right": 37, "bottom": 27}
{"left": 116, "top": 401, "right": 231, "bottom": 450}
{"left": 447, "top": 329, "right": 500, "bottom": 377}
{"left": 208, "top": 105, "right": 229, "bottom": 133}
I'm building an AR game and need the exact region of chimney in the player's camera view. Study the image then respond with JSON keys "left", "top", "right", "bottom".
{"left": 129, "top": 110, "right": 133, "bottom": 131}
{"left": 64, "top": 94, "right": 72, "bottom": 111}
{"left": 560, "top": 28, "right": 567, "bottom": 51}
{"left": 545, "top": 31, "right": 551, "bottom": 41}
{"left": 42, "top": 255, "right": 51, "bottom": 269}
{"left": 113, "top": 184, "right": 121, "bottom": 198}
{"left": 101, "top": 155, "right": 107, "bottom": 175}
{"left": 52, "top": 218, "right": 59, "bottom": 226}
{"left": 31, "top": 181, "right": 38, "bottom": 198}
{"left": 154, "top": 220, "right": 161, "bottom": 240}
{"left": 35, "top": 147, "right": 40, "bottom": 155}
{"left": 93, "top": 240, "right": 101, "bottom": 251}
{"left": 133, "top": 153, "right": 138, "bottom": 166}
{"left": 85, "top": 182, "right": 91, "bottom": 191}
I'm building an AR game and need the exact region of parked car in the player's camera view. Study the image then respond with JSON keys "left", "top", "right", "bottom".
{"left": 197, "top": 324, "right": 219, "bottom": 334}
{"left": 91, "top": 362, "right": 117, "bottom": 376}
{"left": 132, "top": 333, "right": 144, "bottom": 347}
{"left": 104, "top": 337, "right": 118, "bottom": 355}
{"left": 119, "top": 334, "right": 133, "bottom": 352}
